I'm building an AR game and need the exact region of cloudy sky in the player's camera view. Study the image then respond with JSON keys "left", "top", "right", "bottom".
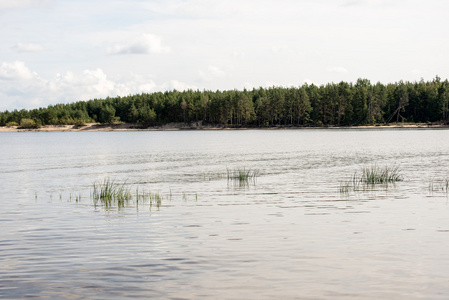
{"left": 1, "top": 0, "right": 448, "bottom": 111}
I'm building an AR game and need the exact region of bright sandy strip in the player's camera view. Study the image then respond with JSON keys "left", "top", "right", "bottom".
{"left": 0, "top": 123, "right": 446, "bottom": 132}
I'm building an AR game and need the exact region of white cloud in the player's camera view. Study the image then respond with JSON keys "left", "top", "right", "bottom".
{"left": 161, "top": 80, "right": 197, "bottom": 91}
{"left": 13, "top": 43, "right": 44, "bottom": 53}
{"left": 0, "top": 61, "right": 36, "bottom": 80}
{"left": 231, "top": 50, "right": 245, "bottom": 59}
{"left": 242, "top": 82, "right": 255, "bottom": 89}
{"left": 271, "top": 45, "right": 293, "bottom": 55}
{"left": 198, "top": 65, "right": 226, "bottom": 81}
{"left": 142, "top": 0, "right": 312, "bottom": 21}
{"left": 0, "top": 61, "right": 195, "bottom": 111}
{"left": 84, "top": 69, "right": 114, "bottom": 95}
{"left": 107, "top": 33, "right": 170, "bottom": 55}
{"left": 48, "top": 69, "right": 144, "bottom": 101}
{"left": 142, "top": 0, "right": 233, "bottom": 19}
{"left": 139, "top": 82, "right": 157, "bottom": 92}
{"left": 113, "top": 74, "right": 157, "bottom": 96}
{"left": 0, "top": 0, "right": 51, "bottom": 10}
{"left": 326, "top": 67, "right": 349, "bottom": 73}
{"left": 340, "top": 0, "right": 391, "bottom": 8}
{"left": 265, "top": 81, "right": 284, "bottom": 87}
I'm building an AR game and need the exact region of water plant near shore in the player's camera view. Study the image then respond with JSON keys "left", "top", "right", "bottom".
{"left": 135, "top": 187, "right": 163, "bottom": 203}
{"left": 358, "top": 165, "right": 403, "bottom": 184}
{"left": 340, "top": 164, "right": 403, "bottom": 193}
{"left": 91, "top": 178, "right": 132, "bottom": 207}
{"left": 89, "top": 178, "right": 196, "bottom": 209}
{"left": 226, "top": 167, "right": 259, "bottom": 187}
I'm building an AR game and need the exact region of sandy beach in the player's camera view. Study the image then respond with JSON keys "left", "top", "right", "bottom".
{"left": 0, "top": 122, "right": 217, "bottom": 132}
{"left": 0, "top": 122, "right": 447, "bottom": 132}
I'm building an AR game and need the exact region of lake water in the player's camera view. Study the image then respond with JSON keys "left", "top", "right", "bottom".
{"left": 1, "top": 129, "right": 449, "bottom": 299}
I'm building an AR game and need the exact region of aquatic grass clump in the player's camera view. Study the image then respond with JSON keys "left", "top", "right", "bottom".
{"left": 34, "top": 179, "right": 193, "bottom": 211}
{"left": 37, "top": 176, "right": 205, "bottom": 211}
{"left": 226, "top": 167, "right": 259, "bottom": 187}
{"left": 92, "top": 180, "right": 165, "bottom": 209}
{"left": 359, "top": 164, "right": 403, "bottom": 184}
{"left": 227, "top": 168, "right": 259, "bottom": 181}
{"left": 340, "top": 164, "right": 403, "bottom": 194}
{"left": 138, "top": 190, "right": 163, "bottom": 210}
{"left": 92, "top": 178, "right": 132, "bottom": 207}
{"left": 135, "top": 187, "right": 163, "bottom": 203}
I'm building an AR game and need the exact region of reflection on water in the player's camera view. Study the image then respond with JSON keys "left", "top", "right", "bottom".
{"left": 1, "top": 129, "right": 449, "bottom": 299}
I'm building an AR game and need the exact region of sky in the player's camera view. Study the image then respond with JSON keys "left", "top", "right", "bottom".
{"left": 1, "top": 0, "right": 448, "bottom": 111}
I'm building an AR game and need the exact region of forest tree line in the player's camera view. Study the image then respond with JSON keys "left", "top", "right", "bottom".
{"left": 1, "top": 77, "right": 449, "bottom": 128}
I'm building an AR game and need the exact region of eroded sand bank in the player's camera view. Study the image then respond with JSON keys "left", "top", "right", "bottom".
{"left": 0, "top": 122, "right": 447, "bottom": 132}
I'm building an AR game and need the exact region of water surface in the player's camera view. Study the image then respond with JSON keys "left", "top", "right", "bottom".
{"left": 1, "top": 129, "right": 449, "bottom": 299}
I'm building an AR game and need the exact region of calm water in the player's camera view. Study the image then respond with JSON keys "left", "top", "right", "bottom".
{"left": 1, "top": 129, "right": 449, "bottom": 299}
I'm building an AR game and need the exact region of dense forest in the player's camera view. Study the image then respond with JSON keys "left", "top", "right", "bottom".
{"left": 1, "top": 77, "right": 449, "bottom": 128}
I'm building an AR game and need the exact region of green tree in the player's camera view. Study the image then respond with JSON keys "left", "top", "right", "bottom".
{"left": 127, "top": 103, "right": 138, "bottom": 123}
{"left": 351, "top": 79, "right": 370, "bottom": 125}
{"left": 99, "top": 105, "right": 116, "bottom": 124}
{"left": 385, "top": 81, "right": 409, "bottom": 123}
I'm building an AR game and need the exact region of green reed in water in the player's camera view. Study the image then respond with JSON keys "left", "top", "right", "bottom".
{"left": 34, "top": 178, "right": 195, "bottom": 210}
{"left": 359, "top": 164, "right": 403, "bottom": 184}
{"left": 340, "top": 164, "right": 403, "bottom": 193}
{"left": 226, "top": 167, "right": 259, "bottom": 187}
{"left": 91, "top": 178, "right": 132, "bottom": 207}
{"left": 90, "top": 179, "right": 185, "bottom": 209}
{"left": 135, "top": 187, "right": 162, "bottom": 203}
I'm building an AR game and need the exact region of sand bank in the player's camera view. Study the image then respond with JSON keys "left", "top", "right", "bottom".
{"left": 0, "top": 122, "right": 447, "bottom": 132}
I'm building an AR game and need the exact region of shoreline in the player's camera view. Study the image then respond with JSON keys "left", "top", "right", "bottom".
{"left": 1, "top": 122, "right": 448, "bottom": 132}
